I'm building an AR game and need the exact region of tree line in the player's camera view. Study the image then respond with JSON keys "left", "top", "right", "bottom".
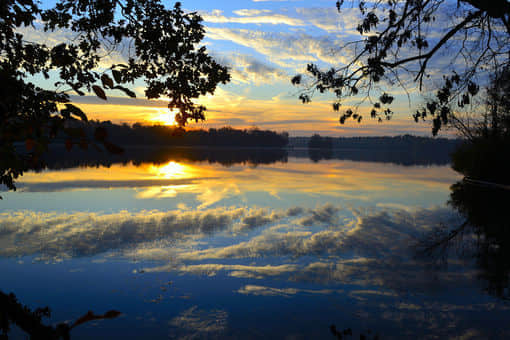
{"left": 56, "top": 121, "right": 290, "bottom": 148}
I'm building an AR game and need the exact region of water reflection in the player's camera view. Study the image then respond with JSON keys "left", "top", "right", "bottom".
{"left": 0, "top": 203, "right": 484, "bottom": 294}
{"left": 0, "top": 290, "right": 121, "bottom": 339}
{"left": 40, "top": 145, "right": 289, "bottom": 170}
{"left": 3, "top": 202, "right": 507, "bottom": 337}
{"left": 2, "top": 155, "right": 510, "bottom": 338}
{"left": 419, "top": 180, "right": 510, "bottom": 300}
{"left": 34, "top": 144, "right": 453, "bottom": 172}
{"left": 149, "top": 161, "right": 191, "bottom": 179}
{"left": 9, "top": 158, "right": 459, "bottom": 210}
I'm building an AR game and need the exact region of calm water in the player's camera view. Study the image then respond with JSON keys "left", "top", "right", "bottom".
{"left": 1, "top": 149, "right": 509, "bottom": 339}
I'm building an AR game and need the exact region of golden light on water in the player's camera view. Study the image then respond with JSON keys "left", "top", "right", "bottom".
{"left": 149, "top": 161, "right": 190, "bottom": 179}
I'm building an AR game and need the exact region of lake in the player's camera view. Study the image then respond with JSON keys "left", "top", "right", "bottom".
{"left": 1, "top": 148, "right": 509, "bottom": 339}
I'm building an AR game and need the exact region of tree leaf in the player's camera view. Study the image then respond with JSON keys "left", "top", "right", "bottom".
{"left": 71, "top": 310, "right": 122, "bottom": 329}
{"left": 112, "top": 70, "right": 122, "bottom": 83}
{"left": 101, "top": 74, "right": 114, "bottom": 89}
{"left": 60, "top": 108, "right": 71, "bottom": 119}
{"left": 65, "top": 104, "right": 88, "bottom": 121}
{"left": 71, "top": 84, "right": 85, "bottom": 96}
{"left": 92, "top": 85, "right": 107, "bottom": 100}
{"left": 113, "top": 85, "right": 136, "bottom": 98}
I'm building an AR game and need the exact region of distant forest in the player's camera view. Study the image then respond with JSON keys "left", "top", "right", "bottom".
{"left": 30, "top": 121, "right": 464, "bottom": 168}
{"left": 60, "top": 121, "right": 460, "bottom": 151}
{"left": 64, "top": 121, "right": 290, "bottom": 148}
{"left": 295, "top": 134, "right": 461, "bottom": 164}
{"left": 292, "top": 134, "right": 460, "bottom": 151}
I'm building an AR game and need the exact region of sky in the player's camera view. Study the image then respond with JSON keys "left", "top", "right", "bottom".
{"left": 30, "top": 0, "right": 455, "bottom": 137}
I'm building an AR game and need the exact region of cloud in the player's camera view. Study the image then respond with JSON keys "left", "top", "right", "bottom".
{"left": 286, "top": 206, "right": 304, "bottom": 216}
{"left": 295, "top": 7, "right": 361, "bottom": 34}
{"left": 0, "top": 203, "right": 340, "bottom": 261}
{"left": 212, "top": 53, "right": 288, "bottom": 85}
{"left": 232, "top": 9, "right": 272, "bottom": 16}
{"left": 236, "top": 284, "right": 342, "bottom": 297}
{"left": 241, "top": 208, "right": 282, "bottom": 229}
{"left": 135, "top": 206, "right": 468, "bottom": 294}
{"left": 17, "top": 22, "right": 129, "bottom": 71}
{"left": 298, "top": 203, "right": 340, "bottom": 226}
{"left": 169, "top": 306, "right": 228, "bottom": 339}
{"left": 1, "top": 203, "right": 469, "bottom": 297}
{"left": 5, "top": 199, "right": 503, "bottom": 330}
{"left": 202, "top": 11, "right": 305, "bottom": 27}
{"left": 68, "top": 95, "right": 169, "bottom": 107}
{"left": 145, "top": 263, "right": 298, "bottom": 278}
{"left": 203, "top": 6, "right": 360, "bottom": 35}
{"left": 0, "top": 207, "right": 248, "bottom": 259}
{"left": 206, "top": 27, "right": 347, "bottom": 69}
{"left": 16, "top": 178, "right": 205, "bottom": 192}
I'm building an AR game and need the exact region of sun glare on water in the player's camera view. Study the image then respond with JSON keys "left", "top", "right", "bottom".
{"left": 149, "top": 161, "right": 191, "bottom": 179}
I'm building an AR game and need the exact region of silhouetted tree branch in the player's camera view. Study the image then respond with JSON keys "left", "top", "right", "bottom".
{"left": 0, "top": 0, "right": 230, "bottom": 194}
{"left": 293, "top": 0, "right": 510, "bottom": 135}
{"left": 1, "top": 290, "right": 121, "bottom": 339}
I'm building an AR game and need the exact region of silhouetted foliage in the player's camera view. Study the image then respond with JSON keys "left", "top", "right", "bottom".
{"left": 450, "top": 182, "right": 510, "bottom": 299}
{"left": 308, "top": 148, "right": 333, "bottom": 163}
{"left": 20, "top": 134, "right": 457, "bottom": 172}
{"left": 0, "top": 290, "right": 121, "bottom": 339}
{"left": 452, "top": 137, "right": 510, "bottom": 184}
{"left": 294, "top": 0, "right": 510, "bottom": 135}
{"left": 291, "top": 134, "right": 460, "bottom": 164}
{"left": 418, "top": 181, "right": 510, "bottom": 300}
{"left": 0, "top": 0, "right": 230, "bottom": 195}
{"left": 308, "top": 134, "right": 333, "bottom": 149}
{"left": 451, "top": 66, "right": 510, "bottom": 184}
{"left": 307, "top": 134, "right": 334, "bottom": 162}
{"left": 418, "top": 67, "right": 510, "bottom": 298}
{"left": 482, "top": 67, "right": 510, "bottom": 138}
{"left": 292, "top": 134, "right": 460, "bottom": 150}
{"left": 48, "top": 121, "right": 289, "bottom": 148}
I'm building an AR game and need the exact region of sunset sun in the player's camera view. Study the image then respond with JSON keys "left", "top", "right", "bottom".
{"left": 148, "top": 108, "right": 177, "bottom": 126}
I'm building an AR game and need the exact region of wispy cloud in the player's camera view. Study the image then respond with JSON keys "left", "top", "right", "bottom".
{"left": 212, "top": 52, "right": 288, "bottom": 85}
{"left": 206, "top": 27, "right": 346, "bottom": 69}
{"left": 236, "top": 284, "right": 342, "bottom": 297}
{"left": 0, "top": 207, "right": 246, "bottom": 259}
{"left": 169, "top": 306, "right": 228, "bottom": 339}
{"left": 0, "top": 202, "right": 480, "bottom": 299}
{"left": 202, "top": 11, "right": 305, "bottom": 26}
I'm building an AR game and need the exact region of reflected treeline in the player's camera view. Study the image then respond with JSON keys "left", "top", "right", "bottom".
{"left": 0, "top": 290, "right": 120, "bottom": 339}
{"left": 296, "top": 134, "right": 460, "bottom": 165}
{"left": 297, "top": 147, "right": 453, "bottom": 165}
{"left": 419, "top": 180, "right": 510, "bottom": 300}
{"left": 451, "top": 181, "right": 510, "bottom": 299}
{"left": 32, "top": 143, "right": 456, "bottom": 171}
{"left": 39, "top": 145, "right": 288, "bottom": 170}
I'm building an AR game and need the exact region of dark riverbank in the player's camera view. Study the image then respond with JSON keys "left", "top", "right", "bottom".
{"left": 31, "top": 141, "right": 458, "bottom": 171}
